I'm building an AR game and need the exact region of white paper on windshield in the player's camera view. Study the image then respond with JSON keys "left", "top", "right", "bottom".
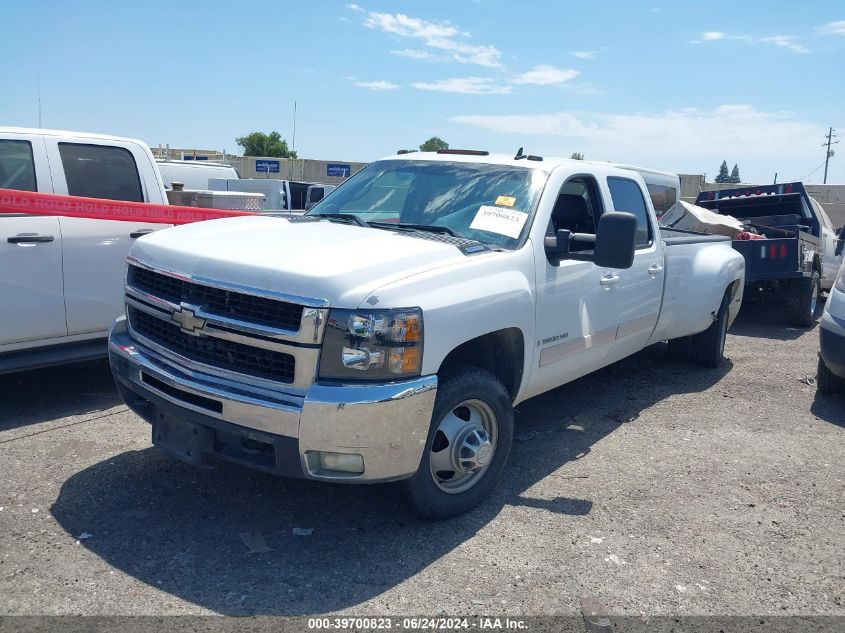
{"left": 470, "top": 205, "right": 528, "bottom": 239}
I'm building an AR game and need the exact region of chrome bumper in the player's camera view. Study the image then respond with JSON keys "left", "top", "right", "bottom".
{"left": 109, "top": 317, "right": 437, "bottom": 482}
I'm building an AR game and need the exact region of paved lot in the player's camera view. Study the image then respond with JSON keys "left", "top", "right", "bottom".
{"left": 0, "top": 303, "right": 842, "bottom": 617}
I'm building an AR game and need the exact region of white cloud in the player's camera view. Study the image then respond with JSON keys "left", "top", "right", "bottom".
{"left": 758, "top": 35, "right": 809, "bottom": 54}
{"left": 345, "top": 3, "right": 364, "bottom": 11}
{"left": 354, "top": 80, "right": 399, "bottom": 90}
{"left": 570, "top": 50, "right": 596, "bottom": 59}
{"left": 817, "top": 20, "right": 845, "bottom": 36}
{"left": 450, "top": 105, "right": 825, "bottom": 171}
{"left": 413, "top": 77, "right": 511, "bottom": 95}
{"left": 511, "top": 65, "right": 580, "bottom": 86}
{"left": 692, "top": 31, "right": 808, "bottom": 53}
{"left": 363, "top": 11, "right": 502, "bottom": 67}
{"left": 391, "top": 48, "right": 436, "bottom": 60}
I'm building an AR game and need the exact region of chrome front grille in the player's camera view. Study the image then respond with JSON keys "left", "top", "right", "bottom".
{"left": 124, "top": 258, "right": 329, "bottom": 390}
{"left": 127, "top": 265, "right": 303, "bottom": 331}
{"left": 127, "top": 306, "right": 296, "bottom": 383}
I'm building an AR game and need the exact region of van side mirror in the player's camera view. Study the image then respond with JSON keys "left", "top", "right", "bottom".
{"left": 836, "top": 232, "right": 844, "bottom": 257}
{"left": 594, "top": 212, "right": 637, "bottom": 269}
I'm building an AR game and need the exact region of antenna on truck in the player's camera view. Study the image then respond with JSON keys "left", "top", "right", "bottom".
{"left": 514, "top": 147, "right": 525, "bottom": 160}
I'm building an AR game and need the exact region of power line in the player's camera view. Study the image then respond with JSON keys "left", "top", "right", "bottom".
{"left": 795, "top": 160, "right": 828, "bottom": 182}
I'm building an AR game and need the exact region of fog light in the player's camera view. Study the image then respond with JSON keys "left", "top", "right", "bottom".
{"left": 318, "top": 451, "right": 364, "bottom": 473}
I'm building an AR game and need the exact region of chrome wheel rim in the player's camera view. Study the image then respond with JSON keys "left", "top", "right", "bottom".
{"left": 429, "top": 399, "right": 498, "bottom": 494}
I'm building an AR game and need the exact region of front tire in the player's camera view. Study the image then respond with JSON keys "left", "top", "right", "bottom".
{"left": 785, "top": 271, "right": 821, "bottom": 327}
{"left": 817, "top": 356, "right": 845, "bottom": 396}
{"left": 405, "top": 365, "right": 514, "bottom": 519}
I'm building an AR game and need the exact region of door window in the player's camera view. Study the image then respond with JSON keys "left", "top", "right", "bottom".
{"left": 0, "top": 140, "right": 37, "bottom": 191}
{"left": 548, "top": 176, "right": 604, "bottom": 254}
{"left": 58, "top": 143, "right": 143, "bottom": 202}
{"left": 607, "top": 177, "right": 651, "bottom": 247}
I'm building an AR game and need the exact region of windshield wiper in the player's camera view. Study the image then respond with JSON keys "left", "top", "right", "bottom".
{"left": 311, "top": 213, "right": 369, "bottom": 227}
{"left": 368, "top": 221, "right": 457, "bottom": 237}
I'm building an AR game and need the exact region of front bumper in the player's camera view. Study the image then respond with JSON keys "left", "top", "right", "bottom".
{"left": 820, "top": 310, "right": 845, "bottom": 379}
{"left": 109, "top": 317, "right": 437, "bottom": 482}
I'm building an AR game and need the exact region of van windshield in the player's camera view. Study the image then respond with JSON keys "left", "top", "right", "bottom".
{"left": 306, "top": 159, "right": 548, "bottom": 249}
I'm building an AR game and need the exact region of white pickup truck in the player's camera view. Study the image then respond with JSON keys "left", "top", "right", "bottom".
{"left": 0, "top": 127, "right": 171, "bottom": 373}
{"left": 108, "top": 150, "right": 745, "bottom": 518}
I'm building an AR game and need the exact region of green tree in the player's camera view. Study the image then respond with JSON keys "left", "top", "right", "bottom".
{"left": 570, "top": 151, "right": 584, "bottom": 160}
{"left": 419, "top": 136, "right": 449, "bottom": 152}
{"left": 235, "top": 131, "right": 297, "bottom": 158}
{"left": 730, "top": 164, "right": 741, "bottom": 184}
{"left": 715, "top": 160, "right": 730, "bottom": 183}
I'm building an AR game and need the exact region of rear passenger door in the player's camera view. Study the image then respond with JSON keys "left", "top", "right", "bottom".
{"left": 44, "top": 139, "right": 168, "bottom": 336}
{"left": 605, "top": 176, "right": 664, "bottom": 362}
{"left": 0, "top": 135, "right": 68, "bottom": 345}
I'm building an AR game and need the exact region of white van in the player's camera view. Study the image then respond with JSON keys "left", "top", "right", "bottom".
{"left": 156, "top": 159, "right": 239, "bottom": 190}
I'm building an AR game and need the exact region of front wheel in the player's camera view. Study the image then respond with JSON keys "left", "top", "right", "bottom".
{"left": 817, "top": 356, "right": 845, "bottom": 396}
{"left": 404, "top": 365, "right": 514, "bottom": 519}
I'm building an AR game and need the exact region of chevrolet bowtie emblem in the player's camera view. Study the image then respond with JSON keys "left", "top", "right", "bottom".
{"left": 171, "top": 304, "right": 206, "bottom": 335}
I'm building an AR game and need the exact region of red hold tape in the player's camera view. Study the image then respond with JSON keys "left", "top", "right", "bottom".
{"left": 0, "top": 188, "right": 257, "bottom": 225}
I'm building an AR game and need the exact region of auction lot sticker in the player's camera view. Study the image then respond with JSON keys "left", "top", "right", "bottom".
{"left": 470, "top": 205, "right": 528, "bottom": 239}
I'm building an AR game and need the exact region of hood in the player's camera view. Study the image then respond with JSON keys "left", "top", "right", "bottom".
{"left": 129, "top": 215, "right": 472, "bottom": 307}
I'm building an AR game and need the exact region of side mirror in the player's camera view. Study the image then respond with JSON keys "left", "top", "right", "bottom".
{"left": 836, "top": 234, "right": 844, "bottom": 257}
{"left": 594, "top": 212, "right": 637, "bottom": 269}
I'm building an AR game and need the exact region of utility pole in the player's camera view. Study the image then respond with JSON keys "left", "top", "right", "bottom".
{"left": 823, "top": 127, "right": 839, "bottom": 184}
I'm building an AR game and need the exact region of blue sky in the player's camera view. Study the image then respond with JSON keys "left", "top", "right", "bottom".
{"left": 2, "top": 0, "right": 844, "bottom": 183}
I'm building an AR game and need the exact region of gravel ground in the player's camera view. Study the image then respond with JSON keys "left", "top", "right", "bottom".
{"left": 0, "top": 302, "right": 842, "bottom": 617}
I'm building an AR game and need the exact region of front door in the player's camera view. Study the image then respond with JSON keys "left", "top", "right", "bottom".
{"left": 0, "top": 135, "right": 68, "bottom": 346}
{"left": 531, "top": 175, "right": 621, "bottom": 396}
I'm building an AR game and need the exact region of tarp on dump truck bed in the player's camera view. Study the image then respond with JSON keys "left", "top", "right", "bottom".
{"left": 659, "top": 200, "right": 744, "bottom": 238}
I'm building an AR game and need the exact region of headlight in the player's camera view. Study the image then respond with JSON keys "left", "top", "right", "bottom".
{"left": 318, "top": 308, "right": 423, "bottom": 380}
{"left": 835, "top": 264, "right": 845, "bottom": 292}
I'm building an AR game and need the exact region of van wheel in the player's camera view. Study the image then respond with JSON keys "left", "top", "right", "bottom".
{"left": 785, "top": 271, "right": 821, "bottom": 327}
{"left": 691, "top": 293, "right": 730, "bottom": 368}
{"left": 817, "top": 356, "right": 845, "bottom": 395}
{"left": 405, "top": 365, "right": 513, "bottom": 519}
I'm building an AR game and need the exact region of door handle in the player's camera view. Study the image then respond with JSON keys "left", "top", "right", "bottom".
{"left": 130, "top": 229, "right": 156, "bottom": 239}
{"left": 7, "top": 234, "right": 54, "bottom": 244}
{"left": 600, "top": 274, "right": 620, "bottom": 286}
{"left": 648, "top": 264, "right": 664, "bottom": 275}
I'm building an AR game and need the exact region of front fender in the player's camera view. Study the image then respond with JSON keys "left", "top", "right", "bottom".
{"left": 359, "top": 248, "right": 536, "bottom": 384}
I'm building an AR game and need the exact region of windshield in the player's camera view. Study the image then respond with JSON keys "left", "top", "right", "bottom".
{"left": 306, "top": 159, "right": 548, "bottom": 249}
